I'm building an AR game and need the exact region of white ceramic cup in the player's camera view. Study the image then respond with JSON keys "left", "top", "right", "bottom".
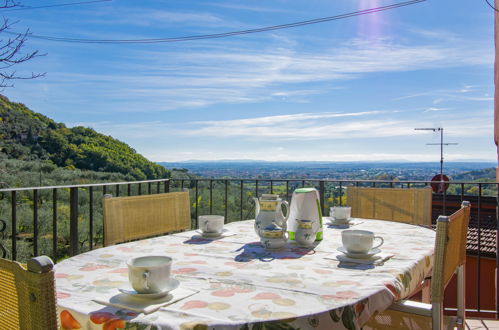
{"left": 199, "top": 215, "right": 224, "bottom": 234}
{"left": 341, "top": 230, "right": 384, "bottom": 254}
{"left": 127, "top": 255, "right": 172, "bottom": 294}
{"left": 330, "top": 206, "right": 351, "bottom": 223}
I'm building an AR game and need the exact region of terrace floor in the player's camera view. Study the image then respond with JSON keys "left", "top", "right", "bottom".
{"left": 466, "top": 319, "right": 499, "bottom": 329}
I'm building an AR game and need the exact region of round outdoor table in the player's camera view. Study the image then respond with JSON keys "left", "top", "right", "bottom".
{"left": 54, "top": 218, "right": 435, "bottom": 330}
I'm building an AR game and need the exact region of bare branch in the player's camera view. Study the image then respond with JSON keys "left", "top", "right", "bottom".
{"left": 0, "top": 1, "right": 44, "bottom": 87}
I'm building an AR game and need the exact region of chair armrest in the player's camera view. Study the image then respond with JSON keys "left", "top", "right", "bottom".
{"left": 390, "top": 300, "right": 432, "bottom": 317}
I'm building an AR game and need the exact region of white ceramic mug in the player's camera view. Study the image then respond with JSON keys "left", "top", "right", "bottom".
{"left": 341, "top": 230, "right": 383, "bottom": 254}
{"left": 199, "top": 215, "right": 224, "bottom": 234}
{"left": 127, "top": 255, "right": 172, "bottom": 294}
{"left": 330, "top": 206, "right": 351, "bottom": 223}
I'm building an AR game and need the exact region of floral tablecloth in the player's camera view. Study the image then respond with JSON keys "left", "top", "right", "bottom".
{"left": 55, "top": 218, "right": 435, "bottom": 330}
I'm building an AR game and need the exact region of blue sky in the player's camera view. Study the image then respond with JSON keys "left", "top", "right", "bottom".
{"left": 2, "top": 0, "right": 495, "bottom": 162}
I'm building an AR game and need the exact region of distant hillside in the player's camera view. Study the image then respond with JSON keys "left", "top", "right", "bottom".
{"left": 451, "top": 167, "right": 495, "bottom": 182}
{"left": 0, "top": 95, "right": 168, "bottom": 180}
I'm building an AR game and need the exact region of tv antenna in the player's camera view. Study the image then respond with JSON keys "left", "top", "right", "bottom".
{"left": 414, "top": 127, "right": 458, "bottom": 179}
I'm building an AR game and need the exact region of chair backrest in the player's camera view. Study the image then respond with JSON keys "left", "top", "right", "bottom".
{"left": 103, "top": 191, "right": 191, "bottom": 246}
{"left": 346, "top": 187, "right": 433, "bottom": 226}
{"left": 431, "top": 201, "right": 471, "bottom": 304}
{"left": 0, "top": 256, "right": 58, "bottom": 330}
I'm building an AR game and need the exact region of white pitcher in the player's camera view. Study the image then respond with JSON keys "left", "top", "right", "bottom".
{"left": 253, "top": 194, "right": 289, "bottom": 235}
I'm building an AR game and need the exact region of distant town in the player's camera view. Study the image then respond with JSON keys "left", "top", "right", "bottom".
{"left": 161, "top": 161, "right": 496, "bottom": 181}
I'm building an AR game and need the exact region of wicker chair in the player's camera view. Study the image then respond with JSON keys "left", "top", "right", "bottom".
{"left": 346, "top": 187, "right": 433, "bottom": 226}
{"left": 103, "top": 191, "right": 191, "bottom": 246}
{"left": 363, "top": 201, "right": 471, "bottom": 330}
{"left": 0, "top": 256, "right": 58, "bottom": 329}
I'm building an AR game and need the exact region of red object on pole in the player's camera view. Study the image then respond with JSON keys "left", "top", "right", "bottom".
{"left": 430, "top": 174, "right": 449, "bottom": 193}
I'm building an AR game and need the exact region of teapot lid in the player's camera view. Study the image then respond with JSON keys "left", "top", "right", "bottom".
{"left": 260, "top": 194, "right": 279, "bottom": 200}
{"left": 294, "top": 188, "right": 317, "bottom": 193}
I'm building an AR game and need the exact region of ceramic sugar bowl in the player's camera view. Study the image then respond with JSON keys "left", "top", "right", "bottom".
{"left": 258, "top": 223, "right": 288, "bottom": 250}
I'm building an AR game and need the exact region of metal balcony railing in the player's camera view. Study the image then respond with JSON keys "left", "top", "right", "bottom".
{"left": 0, "top": 178, "right": 497, "bottom": 316}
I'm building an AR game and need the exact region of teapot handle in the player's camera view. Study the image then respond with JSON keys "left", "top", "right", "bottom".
{"left": 279, "top": 200, "right": 290, "bottom": 220}
{"left": 253, "top": 197, "right": 260, "bottom": 216}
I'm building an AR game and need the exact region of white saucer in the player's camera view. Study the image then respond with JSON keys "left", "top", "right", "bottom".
{"left": 118, "top": 278, "right": 180, "bottom": 299}
{"left": 337, "top": 246, "right": 381, "bottom": 259}
{"left": 195, "top": 229, "right": 227, "bottom": 238}
{"left": 327, "top": 218, "right": 352, "bottom": 226}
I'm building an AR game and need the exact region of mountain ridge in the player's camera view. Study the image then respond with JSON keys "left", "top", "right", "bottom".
{"left": 0, "top": 95, "right": 169, "bottom": 180}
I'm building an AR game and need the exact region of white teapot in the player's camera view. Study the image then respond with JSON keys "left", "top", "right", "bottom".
{"left": 253, "top": 194, "right": 289, "bottom": 235}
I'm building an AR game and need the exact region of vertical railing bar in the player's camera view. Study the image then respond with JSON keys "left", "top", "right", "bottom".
{"left": 165, "top": 180, "right": 169, "bottom": 193}
{"left": 224, "top": 180, "right": 228, "bottom": 223}
{"left": 195, "top": 180, "right": 199, "bottom": 223}
{"left": 11, "top": 191, "right": 17, "bottom": 261}
{"left": 33, "top": 189, "right": 38, "bottom": 257}
{"left": 157, "top": 181, "right": 160, "bottom": 194}
{"left": 286, "top": 180, "right": 289, "bottom": 200}
{"left": 103, "top": 185, "right": 107, "bottom": 196}
{"left": 128, "top": 184, "right": 131, "bottom": 196}
{"left": 461, "top": 183, "right": 464, "bottom": 202}
{"left": 477, "top": 183, "right": 482, "bottom": 312}
{"left": 148, "top": 182, "right": 152, "bottom": 194}
{"left": 339, "top": 182, "right": 343, "bottom": 206}
{"left": 52, "top": 188, "right": 57, "bottom": 261}
{"left": 302, "top": 180, "right": 305, "bottom": 188}
{"left": 270, "top": 180, "right": 273, "bottom": 194}
{"left": 210, "top": 180, "right": 213, "bottom": 215}
{"left": 69, "top": 187, "right": 79, "bottom": 256}
{"left": 240, "top": 180, "right": 243, "bottom": 221}
{"left": 255, "top": 180, "right": 259, "bottom": 198}
{"left": 138, "top": 183, "right": 142, "bottom": 196}
{"left": 115, "top": 184, "right": 120, "bottom": 197}
{"left": 89, "top": 186, "right": 94, "bottom": 251}
{"left": 443, "top": 184, "right": 447, "bottom": 215}
{"left": 319, "top": 181, "right": 325, "bottom": 216}
{"left": 181, "top": 180, "right": 184, "bottom": 190}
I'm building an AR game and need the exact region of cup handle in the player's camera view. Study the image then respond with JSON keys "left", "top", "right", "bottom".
{"left": 142, "top": 270, "right": 150, "bottom": 290}
{"left": 373, "top": 236, "right": 384, "bottom": 249}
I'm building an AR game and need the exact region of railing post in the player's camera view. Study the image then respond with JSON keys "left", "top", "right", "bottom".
{"left": 52, "top": 189, "right": 57, "bottom": 261}
{"left": 240, "top": 180, "right": 243, "bottom": 221}
{"left": 33, "top": 189, "right": 38, "bottom": 257}
{"left": 339, "top": 182, "right": 343, "bottom": 206}
{"left": 195, "top": 180, "right": 198, "bottom": 222}
{"left": 69, "top": 187, "right": 79, "bottom": 256}
{"left": 319, "top": 180, "right": 325, "bottom": 216}
{"left": 11, "top": 191, "right": 16, "bottom": 260}
{"left": 89, "top": 186, "right": 93, "bottom": 250}
{"left": 224, "top": 180, "right": 228, "bottom": 223}
{"left": 210, "top": 180, "right": 213, "bottom": 215}
{"left": 165, "top": 180, "right": 170, "bottom": 193}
